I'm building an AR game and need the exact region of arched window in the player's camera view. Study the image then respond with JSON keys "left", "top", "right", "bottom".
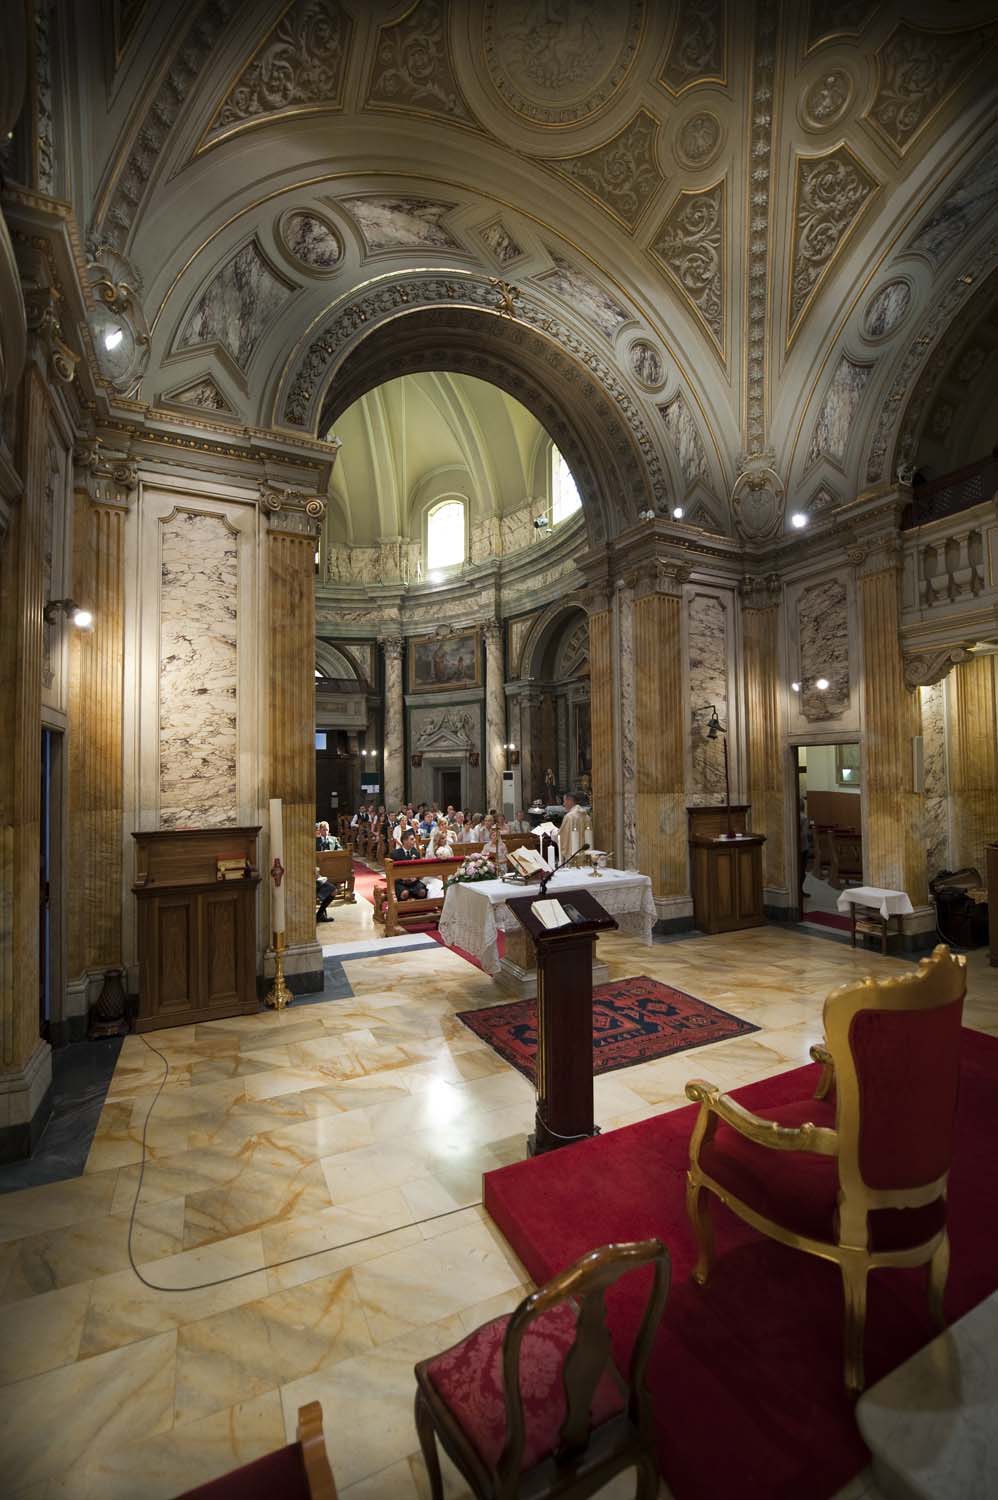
{"left": 426, "top": 498, "right": 466, "bottom": 571}
{"left": 551, "top": 447, "right": 582, "bottom": 525}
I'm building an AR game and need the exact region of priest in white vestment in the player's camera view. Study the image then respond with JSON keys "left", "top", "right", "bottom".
{"left": 557, "top": 793, "right": 590, "bottom": 860}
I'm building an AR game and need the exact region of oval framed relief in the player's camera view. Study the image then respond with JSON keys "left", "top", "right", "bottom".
{"left": 277, "top": 209, "right": 344, "bottom": 274}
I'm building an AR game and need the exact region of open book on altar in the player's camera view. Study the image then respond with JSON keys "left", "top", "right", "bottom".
{"left": 532, "top": 821, "right": 559, "bottom": 838}
{"left": 508, "top": 845, "right": 548, "bottom": 877}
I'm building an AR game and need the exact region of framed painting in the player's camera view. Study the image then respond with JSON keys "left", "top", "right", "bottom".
{"left": 835, "top": 742, "right": 861, "bottom": 788}
{"left": 408, "top": 629, "right": 481, "bottom": 692}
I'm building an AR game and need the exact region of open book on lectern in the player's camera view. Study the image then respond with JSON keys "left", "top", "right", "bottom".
{"left": 508, "top": 845, "right": 548, "bottom": 877}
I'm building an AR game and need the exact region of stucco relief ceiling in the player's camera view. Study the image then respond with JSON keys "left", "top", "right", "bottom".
{"left": 63, "top": 0, "right": 998, "bottom": 538}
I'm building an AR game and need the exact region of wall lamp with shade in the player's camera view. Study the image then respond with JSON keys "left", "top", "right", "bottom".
{"left": 694, "top": 703, "right": 735, "bottom": 839}
{"left": 44, "top": 598, "right": 93, "bottom": 629}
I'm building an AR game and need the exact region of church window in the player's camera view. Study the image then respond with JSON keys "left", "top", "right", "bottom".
{"left": 551, "top": 447, "right": 582, "bottom": 525}
{"left": 426, "top": 498, "right": 466, "bottom": 571}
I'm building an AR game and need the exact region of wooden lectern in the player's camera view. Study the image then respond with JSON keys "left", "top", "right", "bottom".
{"left": 506, "top": 888, "right": 618, "bottom": 1155}
{"left": 688, "top": 805, "right": 766, "bottom": 934}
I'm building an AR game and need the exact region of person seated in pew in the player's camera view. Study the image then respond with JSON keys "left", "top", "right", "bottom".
{"left": 482, "top": 819, "right": 508, "bottom": 867}
{"left": 392, "top": 828, "right": 427, "bottom": 901}
{"left": 507, "top": 808, "right": 532, "bottom": 833}
{"left": 315, "top": 820, "right": 342, "bottom": 852}
{"left": 427, "top": 820, "right": 454, "bottom": 858}
{"left": 316, "top": 867, "right": 336, "bottom": 922}
{"left": 468, "top": 811, "right": 486, "bottom": 841}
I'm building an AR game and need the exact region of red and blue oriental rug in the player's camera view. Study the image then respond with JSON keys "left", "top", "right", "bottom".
{"left": 456, "top": 975, "right": 758, "bottom": 1082}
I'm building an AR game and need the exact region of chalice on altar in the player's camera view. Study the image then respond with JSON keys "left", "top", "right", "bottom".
{"left": 588, "top": 850, "right": 604, "bottom": 877}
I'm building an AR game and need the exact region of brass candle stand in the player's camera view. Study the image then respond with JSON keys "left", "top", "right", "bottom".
{"left": 266, "top": 930, "right": 293, "bottom": 1010}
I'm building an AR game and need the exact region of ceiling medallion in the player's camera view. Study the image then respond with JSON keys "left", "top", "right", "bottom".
{"left": 673, "top": 110, "right": 722, "bottom": 168}
{"left": 629, "top": 340, "right": 666, "bottom": 391}
{"left": 799, "top": 68, "right": 854, "bottom": 131}
{"left": 482, "top": 0, "right": 646, "bottom": 127}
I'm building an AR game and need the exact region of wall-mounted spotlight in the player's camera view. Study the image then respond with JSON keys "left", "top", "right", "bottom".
{"left": 639, "top": 508, "right": 655, "bottom": 522}
{"left": 44, "top": 598, "right": 93, "bottom": 629}
{"left": 790, "top": 511, "right": 808, "bottom": 529}
{"left": 533, "top": 515, "right": 549, "bottom": 530}
{"left": 672, "top": 506, "right": 685, "bottom": 520}
{"left": 791, "top": 676, "right": 829, "bottom": 694}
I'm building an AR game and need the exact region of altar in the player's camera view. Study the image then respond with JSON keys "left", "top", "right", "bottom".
{"left": 438, "top": 867, "right": 655, "bottom": 997}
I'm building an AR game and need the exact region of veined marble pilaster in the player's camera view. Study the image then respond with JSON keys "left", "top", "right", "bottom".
{"left": 583, "top": 591, "right": 615, "bottom": 858}
{"left": 381, "top": 636, "right": 404, "bottom": 809}
{"left": 856, "top": 546, "right": 927, "bottom": 903}
{"left": 919, "top": 681, "right": 951, "bottom": 879}
{"left": 484, "top": 620, "right": 505, "bottom": 812}
{"left": 948, "top": 654, "right": 998, "bottom": 887}
{"left": 742, "top": 576, "right": 786, "bottom": 897}
{"left": 66, "top": 445, "right": 135, "bottom": 1014}
{"left": 618, "top": 582, "right": 637, "bottom": 869}
{"left": 517, "top": 687, "right": 542, "bottom": 805}
{"left": 0, "top": 365, "right": 52, "bottom": 1149}
{"left": 688, "top": 591, "right": 730, "bottom": 804}
{"left": 633, "top": 564, "right": 687, "bottom": 900}
{"left": 268, "top": 502, "right": 322, "bottom": 967}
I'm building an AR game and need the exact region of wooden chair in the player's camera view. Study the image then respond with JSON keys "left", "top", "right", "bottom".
{"left": 685, "top": 944, "right": 967, "bottom": 1392}
{"left": 414, "top": 1240, "right": 670, "bottom": 1500}
{"left": 176, "top": 1401, "right": 337, "bottom": 1498}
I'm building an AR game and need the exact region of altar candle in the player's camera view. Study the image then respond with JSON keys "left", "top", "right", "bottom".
{"left": 269, "top": 797, "right": 286, "bottom": 935}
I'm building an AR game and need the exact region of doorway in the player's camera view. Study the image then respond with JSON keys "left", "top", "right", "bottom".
{"left": 435, "top": 767, "right": 462, "bottom": 810}
{"left": 39, "top": 728, "right": 63, "bottom": 1040}
{"left": 794, "top": 743, "right": 863, "bottom": 926}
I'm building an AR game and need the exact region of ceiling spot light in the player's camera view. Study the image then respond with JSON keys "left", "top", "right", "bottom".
{"left": 790, "top": 511, "right": 808, "bottom": 529}
{"left": 791, "top": 681, "right": 801, "bottom": 693}
{"left": 672, "top": 506, "right": 684, "bottom": 519}
{"left": 103, "top": 328, "right": 124, "bottom": 352}
{"left": 816, "top": 677, "right": 829, "bottom": 691}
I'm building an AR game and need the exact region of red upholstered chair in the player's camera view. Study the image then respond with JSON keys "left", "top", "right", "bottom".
{"left": 175, "top": 1402, "right": 337, "bottom": 1499}
{"left": 685, "top": 943, "right": 967, "bottom": 1392}
{"left": 413, "top": 1239, "right": 670, "bottom": 1500}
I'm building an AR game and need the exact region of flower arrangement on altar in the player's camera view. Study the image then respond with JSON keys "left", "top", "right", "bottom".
{"left": 445, "top": 852, "right": 498, "bottom": 885}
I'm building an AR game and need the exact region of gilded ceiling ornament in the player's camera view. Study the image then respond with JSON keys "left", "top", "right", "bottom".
{"left": 482, "top": 0, "right": 645, "bottom": 127}
{"left": 659, "top": 0, "right": 726, "bottom": 95}
{"left": 367, "top": 0, "right": 477, "bottom": 126}
{"left": 864, "top": 23, "right": 993, "bottom": 157}
{"left": 541, "top": 108, "right": 664, "bottom": 232}
{"left": 199, "top": 0, "right": 353, "bottom": 153}
{"left": 805, "top": 1, "right": 876, "bottom": 53}
{"left": 649, "top": 179, "right": 725, "bottom": 353}
{"left": 174, "top": 238, "right": 296, "bottom": 372}
{"left": 788, "top": 145, "right": 877, "bottom": 344}
{"left": 800, "top": 69, "right": 852, "bottom": 131}
{"left": 744, "top": 0, "right": 776, "bottom": 456}
{"left": 488, "top": 278, "right": 521, "bottom": 318}
{"left": 731, "top": 457, "right": 785, "bottom": 543}
{"left": 862, "top": 279, "right": 912, "bottom": 341}
{"left": 674, "top": 111, "right": 722, "bottom": 169}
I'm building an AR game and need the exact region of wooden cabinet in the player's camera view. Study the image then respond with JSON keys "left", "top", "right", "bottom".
{"left": 988, "top": 844, "right": 998, "bottom": 968}
{"left": 132, "top": 828, "right": 261, "bottom": 1031}
{"left": 688, "top": 806, "right": 766, "bottom": 935}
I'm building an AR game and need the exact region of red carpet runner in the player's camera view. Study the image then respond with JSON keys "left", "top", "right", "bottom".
{"left": 483, "top": 1030, "right": 998, "bottom": 1500}
{"left": 457, "top": 978, "right": 758, "bottom": 1081}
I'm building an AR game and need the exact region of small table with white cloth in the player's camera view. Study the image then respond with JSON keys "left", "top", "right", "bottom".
{"left": 438, "top": 867, "right": 656, "bottom": 997}
{"left": 836, "top": 886, "right": 915, "bottom": 953}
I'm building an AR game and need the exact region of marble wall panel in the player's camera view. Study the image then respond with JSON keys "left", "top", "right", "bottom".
{"left": 480, "top": 219, "right": 523, "bottom": 267}
{"left": 687, "top": 592, "right": 728, "bottom": 803}
{"left": 537, "top": 251, "right": 631, "bottom": 342}
{"left": 863, "top": 280, "right": 912, "bottom": 339}
{"left": 159, "top": 511, "right": 238, "bottom": 828}
{"left": 907, "top": 138, "right": 998, "bottom": 271}
{"left": 176, "top": 240, "right": 294, "bottom": 371}
{"left": 920, "top": 681, "right": 951, "bottom": 878}
{"left": 798, "top": 579, "right": 849, "bottom": 721}
{"left": 806, "top": 356, "right": 872, "bottom": 468}
{"left": 338, "top": 196, "right": 461, "bottom": 254}
{"left": 659, "top": 393, "right": 710, "bottom": 491}
{"left": 281, "top": 211, "right": 343, "bottom": 270}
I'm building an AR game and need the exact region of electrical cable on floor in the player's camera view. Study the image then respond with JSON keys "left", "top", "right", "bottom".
{"left": 126, "top": 1030, "right": 483, "bottom": 1293}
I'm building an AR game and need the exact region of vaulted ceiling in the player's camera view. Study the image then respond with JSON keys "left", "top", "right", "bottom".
{"left": 50, "top": 0, "right": 998, "bottom": 540}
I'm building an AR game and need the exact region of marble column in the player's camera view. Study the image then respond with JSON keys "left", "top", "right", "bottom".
{"left": 618, "top": 581, "right": 637, "bottom": 869}
{"left": 857, "top": 545, "right": 928, "bottom": 906}
{"left": 948, "top": 654, "right": 998, "bottom": 884}
{"left": 633, "top": 563, "right": 688, "bottom": 900}
{"left": 742, "top": 575, "right": 786, "bottom": 903}
{"left": 0, "top": 363, "right": 53, "bottom": 1156}
{"left": 64, "top": 446, "right": 134, "bottom": 1031}
{"left": 381, "top": 635, "right": 404, "bottom": 809}
{"left": 583, "top": 588, "right": 615, "bottom": 857}
{"left": 268, "top": 503, "right": 323, "bottom": 989}
{"left": 484, "top": 619, "right": 505, "bottom": 812}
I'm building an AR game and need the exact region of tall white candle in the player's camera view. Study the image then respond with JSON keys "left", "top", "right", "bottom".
{"left": 269, "top": 797, "right": 286, "bottom": 936}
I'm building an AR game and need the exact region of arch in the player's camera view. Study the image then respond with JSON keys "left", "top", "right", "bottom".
{"left": 288, "top": 284, "right": 665, "bottom": 544}
{"left": 315, "top": 640, "right": 366, "bottom": 686}
{"left": 519, "top": 599, "right": 589, "bottom": 682}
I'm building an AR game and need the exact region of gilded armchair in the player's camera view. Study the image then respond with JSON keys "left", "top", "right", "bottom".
{"left": 684, "top": 944, "right": 967, "bottom": 1392}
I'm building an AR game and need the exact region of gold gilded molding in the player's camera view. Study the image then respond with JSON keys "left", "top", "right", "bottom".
{"left": 540, "top": 108, "right": 664, "bottom": 233}
{"left": 365, "top": 0, "right": 479, "bottom": 132}
{"left": 862, "top": 22, "right": 996, "bottom": 159}
{"left": 802, "top": 0, "right": 877, "bottom": 57}
{"left": 786, "top": 143, "right": 878, "bottom": 352}
{"left": 195, "top": 0, "right": 354, "bottom": 158}
{"left": 648, "top": 177, "right": 726, "bottom": 359}
{"left": 659, "top": 0, "right": 727, "bottom": 97}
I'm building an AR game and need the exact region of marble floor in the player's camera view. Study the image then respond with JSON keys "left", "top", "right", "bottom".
{"left": 1, "top": 889, "right": 994, "bottom": 1499}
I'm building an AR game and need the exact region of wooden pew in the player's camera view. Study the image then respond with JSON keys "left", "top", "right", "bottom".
{"left": 317, "top": 848, "right": 355, "bottom": 903}
{"left": 379, "top": 856, "right": 464, "bottom": 936}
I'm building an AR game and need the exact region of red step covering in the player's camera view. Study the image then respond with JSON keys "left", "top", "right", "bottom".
{"left": 482, "top": 1030, "right": 998, "bottom": 1500}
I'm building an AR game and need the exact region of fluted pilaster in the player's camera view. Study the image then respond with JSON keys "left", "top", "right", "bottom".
{"left": 949, "top": 653, "right": 998, "bottom": 885}
{"left": 484, "top": 620, "right": 505, "bottom": 811}
{"left": 585, "top": 596, "right": 615, "bottom": 857}
{"left": 381, "top": 636, "right": 404, "bottom": 808}
{"left": 859, "top": 554, "right": 927, "bottom": 903}
{"left": 634, "top": 576, "right": 686, "bottom": 897}
{"left": 742, "top": 581, "right": 786, "bottom": 894}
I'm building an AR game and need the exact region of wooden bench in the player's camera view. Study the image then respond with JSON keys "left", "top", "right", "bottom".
{"left": 317, "top": 848, "right": 355, "bottom": 903}
{"left": 377, "top": 856, "right": 464, "bottom": 936}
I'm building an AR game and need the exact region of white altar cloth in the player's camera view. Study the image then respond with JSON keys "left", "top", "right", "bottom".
{"left": 438, "top": 867, "right": 655, "bottom": 977}
{"left": 836, "top": 886, "right": 915, "bottom": 921}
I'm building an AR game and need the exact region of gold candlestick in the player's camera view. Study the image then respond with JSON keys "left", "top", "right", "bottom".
{"left": 266, "top": 931, "right": 293, "bottom": 1010}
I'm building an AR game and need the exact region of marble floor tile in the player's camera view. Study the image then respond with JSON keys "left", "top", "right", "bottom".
{"left": 0, "top": 1193, "right": 185, "bottom": 1302}
{"left": 0, "top": 1280, "right": 93, "bottom": 1384}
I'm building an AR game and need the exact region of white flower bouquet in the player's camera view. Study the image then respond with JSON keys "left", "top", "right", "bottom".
{"left": 446, "top": 852, "right": 498, "bottom": 885}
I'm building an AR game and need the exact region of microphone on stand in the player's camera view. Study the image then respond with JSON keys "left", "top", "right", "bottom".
{"left": 538, "top": 844, "right": 591, "bottom": 897}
